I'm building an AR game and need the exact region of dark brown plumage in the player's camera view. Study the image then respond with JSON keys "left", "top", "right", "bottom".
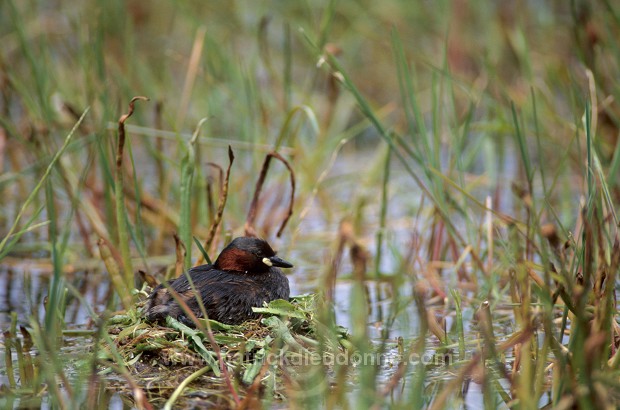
{"left": 144, "top": 237, "right": 292, "bottom": 325}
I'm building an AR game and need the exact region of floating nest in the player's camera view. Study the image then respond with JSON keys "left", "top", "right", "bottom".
{"left": 102, "top": 294, "right": 348, "bottom": 405}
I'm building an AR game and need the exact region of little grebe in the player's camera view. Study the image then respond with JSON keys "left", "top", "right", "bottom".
{"left": 144, "top": 237, "right": 292, "bottom": 325}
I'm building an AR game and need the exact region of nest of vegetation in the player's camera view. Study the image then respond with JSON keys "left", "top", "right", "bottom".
{"left": 102, "top": 294, "right": 348, "bottom": 404}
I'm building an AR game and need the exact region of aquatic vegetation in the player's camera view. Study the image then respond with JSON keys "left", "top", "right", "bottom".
{"left": 1, "top": 0, "right": 620, "bottom": 408}
{"left": 105, "top": 295, "right": 348, "bottom": 408}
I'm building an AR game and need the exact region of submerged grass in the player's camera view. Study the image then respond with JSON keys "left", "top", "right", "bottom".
{"left": 1, "top": 0, "right": 620, "bottom": 409}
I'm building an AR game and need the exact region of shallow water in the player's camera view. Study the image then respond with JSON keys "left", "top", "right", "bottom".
{"left": 0, "top": 143, "right": 524, "bottom": 408}
{"left": 0, "top": 259, "right": 428, "bottom": 408}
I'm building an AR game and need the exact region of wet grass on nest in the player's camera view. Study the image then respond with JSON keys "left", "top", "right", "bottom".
{"left": 103, "top": 294, "right": 347, "bottom": 408}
